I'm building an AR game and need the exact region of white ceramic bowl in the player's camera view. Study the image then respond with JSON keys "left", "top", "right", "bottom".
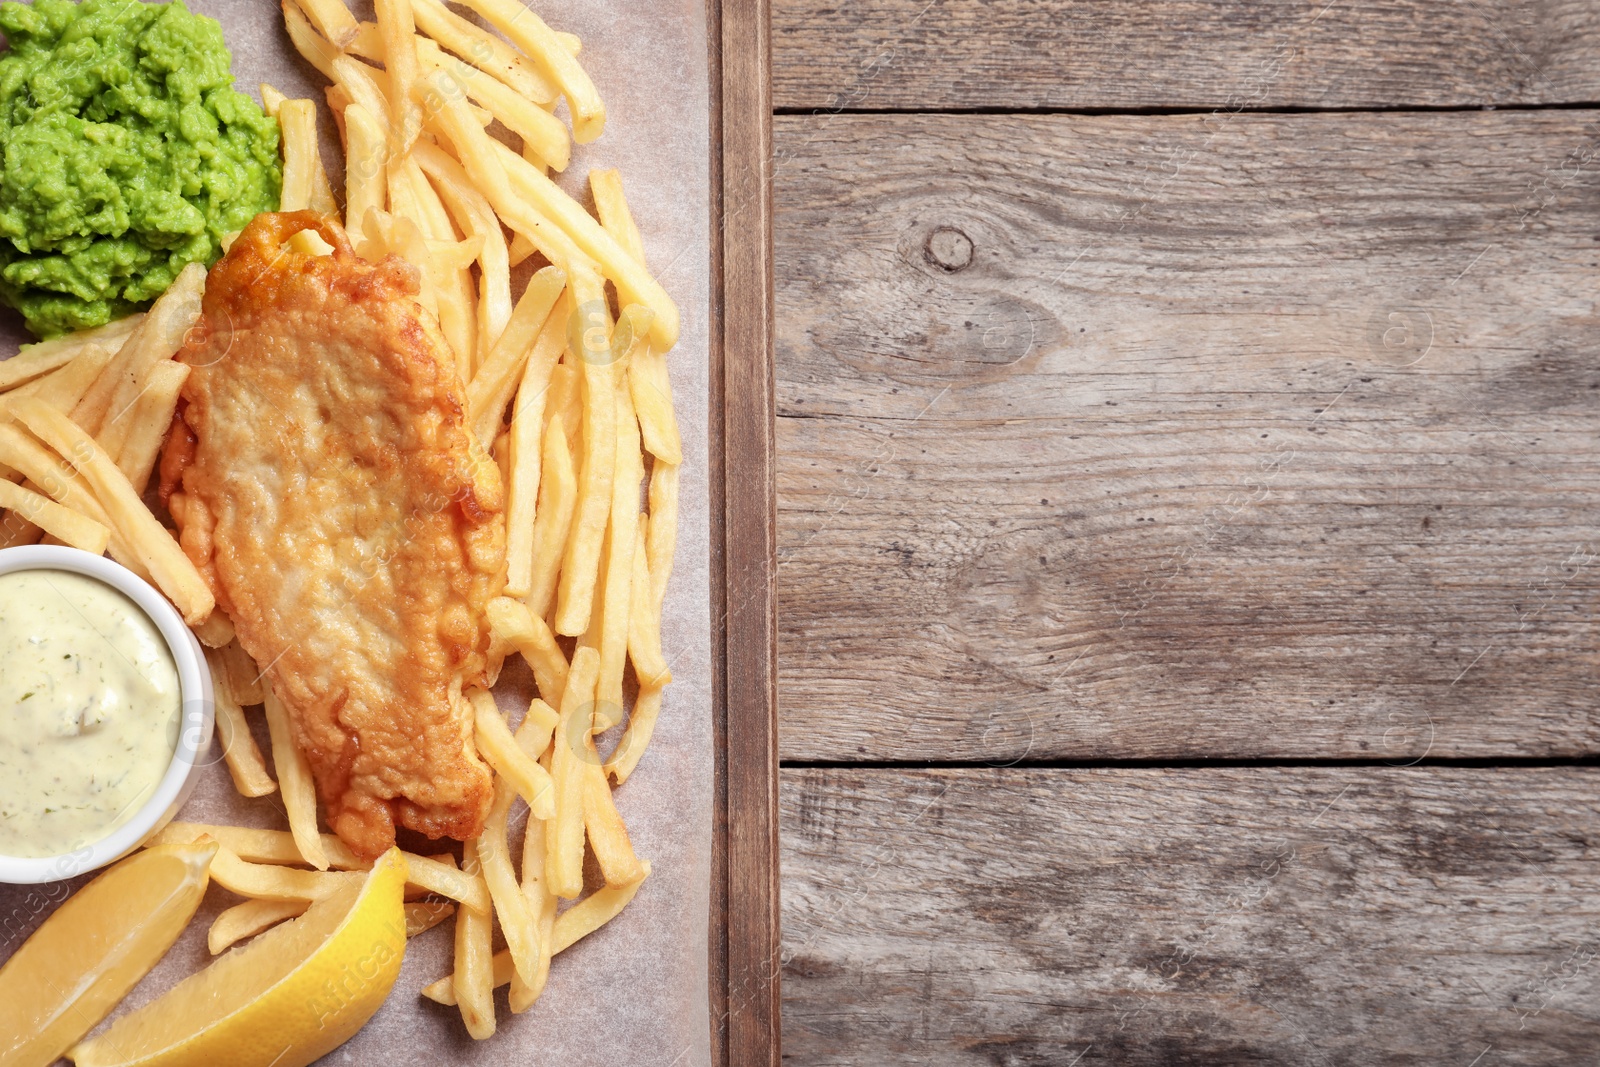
{"left": 0, "top": 545, "right": 215, "bottom": 884}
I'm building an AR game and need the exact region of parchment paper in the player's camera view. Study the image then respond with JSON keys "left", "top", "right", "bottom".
{"left": 0, "top": 2, "right": 714, "bottom": 1063}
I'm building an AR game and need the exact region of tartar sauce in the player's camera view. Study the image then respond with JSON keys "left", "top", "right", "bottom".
{"left": 0, "top": 570, "right": 180, "bottom": 858}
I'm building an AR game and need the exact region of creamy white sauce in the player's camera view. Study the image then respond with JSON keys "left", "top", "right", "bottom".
{"left": 0, "top": 570, "right": 180, "bottom": 857}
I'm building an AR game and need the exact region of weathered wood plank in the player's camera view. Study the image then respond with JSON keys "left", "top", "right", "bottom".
{"left": 772, "top": 0, "right": 1600, "bottom": 111}
{"left": 774, "top": 111, "right": 1600, "bottom": 762}
{"left": 781, "top": 767, "right": 1600, "bottom": 1065}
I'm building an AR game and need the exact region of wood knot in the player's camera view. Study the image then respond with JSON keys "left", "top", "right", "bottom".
{"left": 924, "top": 226, "right": 974, "bottom": 273}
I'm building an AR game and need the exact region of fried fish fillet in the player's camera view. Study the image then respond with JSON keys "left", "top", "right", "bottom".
{"left": 161, "top": 211, "right": 505, "bottom": 859}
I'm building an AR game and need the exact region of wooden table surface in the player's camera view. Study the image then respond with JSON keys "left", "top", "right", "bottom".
{"left": 770, "top": 3, "right": 1600, "bottom": 1063}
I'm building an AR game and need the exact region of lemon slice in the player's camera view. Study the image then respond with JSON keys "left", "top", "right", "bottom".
{"left": 71, "top": 848, "right": 408, "bottom": 1067}
{"left": 0, "top": 841, "right": 217, "bottom": 1067}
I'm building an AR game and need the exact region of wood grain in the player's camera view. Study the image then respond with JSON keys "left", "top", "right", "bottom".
{"left": 772, "top": 0, "right": 1600, "bottom": 111}
{"left": 781, "top": 767, "right": 1600, "bottom": 1065}
{"left": 774, "top": 110, "right": 1600, "bottom": 762}
{"left": 711, "top": 0, "right": 781, "bottom": 1061}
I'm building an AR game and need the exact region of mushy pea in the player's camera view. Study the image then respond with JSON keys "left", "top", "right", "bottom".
{"left": 0, "top": 0, "right": 281, "bottom": 337}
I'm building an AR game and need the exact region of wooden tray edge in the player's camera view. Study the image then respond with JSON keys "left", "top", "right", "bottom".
{"left": 707, "top": 0, "right": 779, "bottom": 1063}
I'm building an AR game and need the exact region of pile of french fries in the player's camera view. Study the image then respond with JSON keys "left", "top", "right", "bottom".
{"left": 0, "top": 0, "right": 682, "bottom": 1043}
{"left": 0, "top": 265, "right": 220, "bottom": 631}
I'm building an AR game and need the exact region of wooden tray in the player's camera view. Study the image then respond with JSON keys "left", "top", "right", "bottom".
{"left": 706, "top": 0, "right": 780, "bottom": 1063}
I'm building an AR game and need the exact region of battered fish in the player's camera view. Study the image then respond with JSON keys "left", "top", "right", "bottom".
{"left": 161, "top": 211, "right": 505, "bottom": 858}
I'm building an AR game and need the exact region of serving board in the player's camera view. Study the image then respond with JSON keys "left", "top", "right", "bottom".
{"left": 0, "top": 0, "right": 778, "bottom": 1062}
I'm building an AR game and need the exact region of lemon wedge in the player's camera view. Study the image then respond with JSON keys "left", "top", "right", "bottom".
{"left": 0, "top": 840, "right": 217, "bottom": 1067}
{"left": 71, "top": 847, "right": 408, "bottom": 1067}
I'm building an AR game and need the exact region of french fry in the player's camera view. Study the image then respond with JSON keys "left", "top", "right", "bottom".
{"left": 406, "top": 851, "right": 492, "bottom": 913}
{"left": 344, "top": 20, "right": 381, "bottom": 60}
{"left": 221, "top": 639, "right": 266, "bottom": 706}
{"left": 590, "top": 182, "right": 681, "bottom": 462}
{"left": 548, "top": 362, "right": 583, "bottom": 457}
{"left": 152, "top": 821, "right": 490, "bottom": 910}
{"left": 420, "top": 72, "right": 594, "bottom": 278}
{"left": 467, "top": 268, "right": 565, "bottom": 447}
{"left": 153, "top": 822, "right": 359, "bottom": 870}
{"left": 516, "top": 697, "right": 561, "bottom": 759}
{"left": 409, "top": 0, "right": 558, "bottom": 106}
{"left": 604, "top": 682, "right": 666, "bottom": 787}
{"left": 362, "top": 211, "right": 439, "bottom": 322}
{"left": 511, "top": 705, "right": 559, "bottom": 1010}
{"left": 281, "top": 0, "right": 339, "bottom": 81}
{"left": 524, "top": 406, "right": 578, "bottom": 623}
{"left": 453, "top": 850, "right": 496, "bottom": 1039}
{"left": 588, "top": 170, "right": 642, "bottom": 261}
{"left": 400, "top": 157, "right": 476, "bottom": 379}
{"left": 470, "top": 687, "right": 555, "bottom": 818}
{"left": 384, "top": 162, "right": 423, "bottom": 236}
{"left": 605, "top": 304, "right": 653, "bottom": 378}
{"left": 373, "top": 0, "right": 423, "bottom": 153}
{"left": 412, "top": 142, "right": 512, "bottom": 363}
{"left": 416, "top": 37, "right": 570, "bottom": 171}
{"left": 595, "top": 170, "right": 683, "bottom": 464}
{"left": 208, "top": 846, "right": 349, "bottom": 901}
{"left": 343, "top": 103, "right": 388, "bottom": 233}
{"left": 209, "top": 898, "right": 308, "bottom": 954}
{"left": 286, "top": 221, "right": 332, "bottom": 254}
{"left": 423, "top": 235, "right": 485, "bottom": 272}
{"left": 504, "top": 309, "right": 569, "bottom": 596}
{"left": 486, "top": 597, "right": 569, "bottom": 705}
{"left": 648, "top": 461, "right": 680, "bottom": 613}
{"left": 4, "top": 315, "right": 142, "bottom": 386}
{"left": 311, "top": 153, "right": 339, "bottom": 217}
{"left": 0, "top": 424, "right": 114, "bottom": 531}
{"left": 9, "top": 342, "right": 116, "bottom": 414}
{"left": 629, "top": 347, "right": 683, "bottom": 464}
{"left": 204, "top": 649, "right": 278, "bottom": 799}
{"left": 509, "top": 824, "right": 556, "bottom": 1011}
{"left": 551, "top": 858, "right": 650, "bottom": 952}
{"left": 405, "top": 900, "right": 455, "bottom": 937}
{"left": 8, "top": 398, "right": 214, "bottom": 622}
{"left": 596, "top": 380, "right": 643, "bottom": 711}
{"left": 0, "top": 423, "right": 158, "bottom": 586}
{"left": 453, "top": 0, "right": 605, "bottom": 143}
{"left": 0, "top": 340, "right": 89, "bottom": 393}
{"left": 330, "top": 55, "right": 394, "bottom": 138}
{"left": 554, "top": 272, "right": 617, "bottom": 636}
{"left": 326, "top": 84, "right": 353, "bottom": 138}
{"left": 592, "top": 171, "right": 681, "bottom": 464}
{"left": 407, "top": 856, "right": 456, "bottom": 895}
{"left": 277, "top": 99, "right": 319, "bottom": 213}
{"left": 0, "top": 513, "right": 41, "bottom": 549}
{"left": 491, "top": 142, "right": 678, "bottom": 350}
{"left": 262, "top": 689, "right": 329, "bottom": 871}
{"left": 114, "top": 359, "right": 189, "bottom": 492}
{"left": 0, "top": 479, "right": 108, "bottom": 554}
{"left": 81, "top": 261, "right": 204, "bottom": 445}
{"left": 260, "top": 83, "right": 288, "bottom": 118}
{"left": 290, "top": 0, "right": 359, "bottom": 48}
{"left": 194, "top": 610, "right": 236, "bottom": 650}
{"left": 627, "top": 526, "right": 670, "bottom": 687}
{"left": 423, "top": 861, "right": 651, "bottom": 1006}
{"left": 583, "top": 753, "right": 642, "bottom": 886}
{"left": 507, "top": 232, "right": 537, "bottom": 270}
{"left": 547, "top": 645, "right": 599, "bottom": 899}
{"left": 474, "top": 779, "right": 537, "bottom": 985}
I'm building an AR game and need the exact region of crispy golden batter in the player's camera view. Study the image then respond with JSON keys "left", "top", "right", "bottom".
{"left": 162, "top": 211, "right": 505, "bottom": 858}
